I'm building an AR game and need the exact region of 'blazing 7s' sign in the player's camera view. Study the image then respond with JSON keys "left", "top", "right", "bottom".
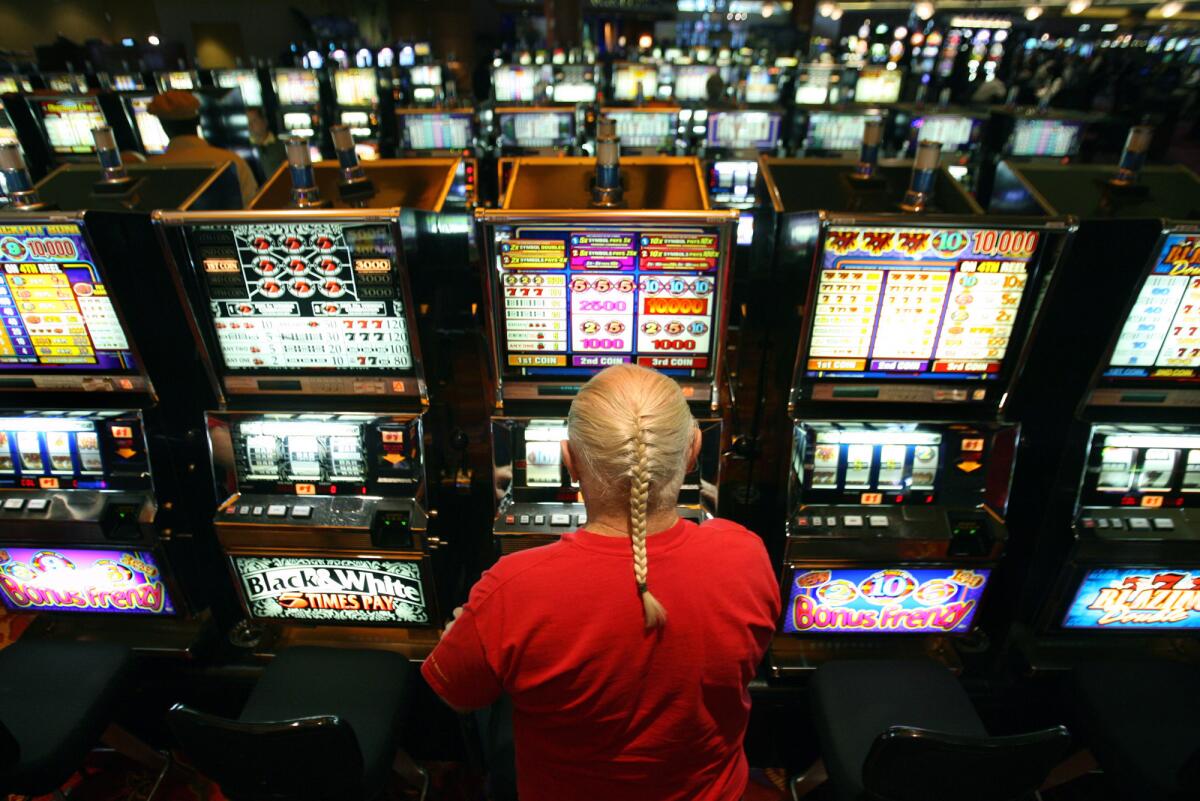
{"left": 234, "top": 555, "right": 431, "bottom": 625}
{"left": 1063, "top": 568, "right": 1200, "bottom": 629}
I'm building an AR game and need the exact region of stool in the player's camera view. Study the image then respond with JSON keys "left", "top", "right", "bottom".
{"left": 168, "top": 646, "right": 428, "bottom": 801}
{"left": 794, "top": 660, "right": 1071, "bottom": 801}
{"left": 0, "top": 639, "right": 133, "bottom": 796}
{"left": 1074, "top": 660, "right": 1200, "bottom": 801}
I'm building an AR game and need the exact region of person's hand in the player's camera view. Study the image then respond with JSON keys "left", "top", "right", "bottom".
{"left": 442, "top": 606, "right": 464, "bottom": 637}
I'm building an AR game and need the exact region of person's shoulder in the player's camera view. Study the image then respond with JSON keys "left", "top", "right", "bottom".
{"left": 468, "top": 539, "right": 577, "bottom": 604}
{"left": 691, "top": 517, "right": 768, "bottom": 556}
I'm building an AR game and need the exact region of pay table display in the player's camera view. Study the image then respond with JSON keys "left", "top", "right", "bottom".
{"left": 494, "top": 65, "right": 552, "bottom": 103}
{"left": 855, "top": 68, "right": 903, "bottom": 104}
{"left": 498, "top": 111, "right": 574, "bottom": 150}
{"left": 1009, "top": 118, "right": 1083, "bottom": 158}
{"left": 794, "top": 65, "right": 850, "bottom": 105}
{"left": 36, "top": 97, "right": 106, "bottom": 155}
{"left": 274, "top": 70, "right": 321, "bottom": 105}
{"left": 333, "top": 69, "right": 378, "bottom": 107}
{"left": 911, "top": 115, "right": 980, "bottom": 154}
{"left": 490, "top": 222, "right": 724, "bottom": 379}
{"left": 398, "top": 112, "right": 472, "bottom": 151}
{"left": 706, "top": 111, "right": 781, "bottom": 151}
{"left": 214, "top": 69, "right": 264, "bottom": 107}
{"left": 803, "top": 225, "right": 1043, "bottom": 384}
{"left": 612, "top": 64, "right": 658, "bottom": 102}
{"left": 745, "top": 67, "right": 781, "bottom": 105}
{"left": 806, "top": 112, "right": 876, "bottom": 152}
{"left": 182, "top": 221, "right": 415, "bottom": 376}
{"left": 550, "top": 66, "right": 597, "bottom": 104}
{"left": 607, "top": 110, "right": 676, "bottom": 149}
{"left": 674, "top": 66, "right": 718, "bottom": 102}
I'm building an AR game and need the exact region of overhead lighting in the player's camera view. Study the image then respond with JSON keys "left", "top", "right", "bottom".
{"left": 638, "top": 33, "right": 653, "bottom": 48}
{"left": 831, "top": 6, "right": 843, "bottom": 19}
{"left": 121, "top": 37, "right": 135, "bottom": 47}
{"left": 1161, "top": 1, "right": 1185, "bottom": 16}
{"left": 147, "top": 34, "right": 160, "bottom": 46}
{"left": 818, "top": 1, "right": 836, "bottom": 16}
{"left": 914, "top": 1, "right": 935, "bottom": 21}
{"left": 1067, "top": 0, "right": 1090, "bottom": 14}
{"left": 762, "top": 1, "right": 777, "bottom": 17}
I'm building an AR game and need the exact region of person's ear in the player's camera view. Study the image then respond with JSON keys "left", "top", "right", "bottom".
{"left": 687, "top": 427, "right": 702, "bottom": 471}
{"left": 561, "top": 439, "right": 580, "bottom": 483}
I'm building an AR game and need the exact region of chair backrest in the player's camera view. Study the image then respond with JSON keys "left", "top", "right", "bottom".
{"left": 0, "top": 718, "right": 18, "bottom": 769}
{"left": 862, "top": 725, "right": 1073, "bottom": 801}
{"left": 167, "top": 704, "right": 365, "bottom": 801}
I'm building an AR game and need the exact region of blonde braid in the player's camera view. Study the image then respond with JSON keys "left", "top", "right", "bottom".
{"left": 631, "top": 425, "right": 667, "bottom": 629}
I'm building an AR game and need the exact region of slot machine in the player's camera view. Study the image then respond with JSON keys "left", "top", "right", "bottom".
{"left": 0, "top": 99, "right": 20, "bottom": 194}
{"left": 99, "top": 73, "right": 147, "bottom": 93}
{"left": 791, "top": 63, "right": 858, "bottom": 108}
{"left": 769, "top": 215, "right": 1074, "bottom": 674}
{"left": 118, "top": 94, "right": 170, "bottom": 156}
{"left": 548, "top": 64, "right": 599, "bottom": 105}
{"left": 797, "top": 109, "right": 887, "bottom": 158}
{"left": 493, "top": 107, "right": 579, "bottom": 198}
{"left": 155, "top": 208, "right": 441, "bottom": 655}
{"left": 330, "top": 68, "right": 390, "bottom": 161}
{"left": 743, "top": 66, "right": 783, "bottom": 106}
{"left": 853, "top": 66, "right": 903, "bottom": 106}
{"left": 155, "top": 70, "right": 198, "bottom": 92}
{"left": 394, "top": 109, "right": 479, "bottom": 208}
{"left": 887, "top": 106, "right": 986, "bottom": 185}
{"left": 7, "top": 95, "right": 136, "bottom": 178}
{"left": 43, "top": 72, "right": 91, "bottom": 95}
{"left": 600, "top": 108, "right": 682, "bottom": 156}
{"left": 404, "top": 63, "right": 445, "bottom": 106}
{"left": 491, "top": 64, "right": 554, "bottom": 105}
{"left": 700, "top": 109, "right": 782, "bottom": 215}
{"left": 479, "top": 208, "right": 738, "bottom": 553}
{"left": 0, "top": 210, "right": 222, "bottom": 652}
{"left": 499, "top": 156, "right": 708, "bottom": 211}
{"left": 270, "top": 68, "right": 327, "bottom": 160}
{"left": 0, "top": 74, "right": 35, "bottom": 95}
{"left": 609, "top": 63, "right": 659, "bottom": 105}
{"left": 672, "top": 65, "right": 718, "bottom": 106}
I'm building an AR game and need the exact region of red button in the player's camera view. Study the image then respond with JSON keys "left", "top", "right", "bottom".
{"left": 505, "top": 514, "right": 516, "bottom": 524}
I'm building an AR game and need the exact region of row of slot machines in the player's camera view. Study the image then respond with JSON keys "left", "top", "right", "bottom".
{"left": 2, "top": 132, "right": 1198, "bottom": 680}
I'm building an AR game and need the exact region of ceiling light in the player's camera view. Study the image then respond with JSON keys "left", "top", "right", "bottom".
{"left": 914, "top": 2, "right": 935, "bottom": 21}
{"left": 1161, "top": 1, "right": 1185, "bottom": 16}
{"left": 1025, "top": 5, "right": 1044, "bottom": 19}
{"left": 1067, "top": 0, "right": 1091, "bottom": 14}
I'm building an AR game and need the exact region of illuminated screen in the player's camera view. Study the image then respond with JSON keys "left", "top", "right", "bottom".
{"left": 709, "top": 160, "right": 757, "bottom": 205}
{"left": 1063, "top": 568, "right": 1200, "bottom": 629}
{"left": 794, "top": 65, "right": 844, "bottom": 105}
{"left": 130, "top": 96, "right": 168, "bottom": 154}
{"left": 228, "top": 414, "right": 420, "bottom": 495}
{"left": 334, "top": 69, "right": 377, "bottom": 106}
{"left": 46, "top": 73, "right": 88, "bottom": 94}
{"left": 1079, "top": 426, "right": 1200, "bottom": 509}
{"left": 494, "top": 65, "right": 552, "bottom": 102}
{"left": 797, "top": 424, "right": 944, "bottom": 504}
{"left": 806, "top": 112, "right": 873, "bottom": 152}
{"left": 855, "top": 69, "right": 902, "bottom": 104}
{"left": 805, "top": 226, "right": 1041, "bottom": 381}
{"left": 0, "top": 223, "right": 137, "bottom": 374}
{"left": 274, "top": 70, "right": 320, "bottom": 105}
{"left": 745, "top": 67, "right": 780, "bottom": 104}
{"left": 282, "top": 112, "right": 315, "bottom": 136}
{"left": 186, "top": 221, "right": 415, "bottom": 374}
{"left": 160, "top": 72, "right": 194, "bottom": 90}
{"left": 706, "top": 111, "right": 780, "bottom": 150}
{"left": 674, "top": 65, "right": 718, "bottom": 101}
{"left": 0, "top": 101, "right": 17, "bottom": 147}
{"left": 0, "top": 411, "right": 150, "bottom": 491}
{"left": 911, "top": 115, "right": 979, "bottom": 154}
{"left": 36, "top": 97, "right": 106, "bottom": 154}
{"left": 0, "top": 76, "right": 29, "bottom": 94}
{"left": 551, "top": 81, "right": 597, "bottom": 103}
{"left": 109, "top": 73, "right": 143, "bottom": 91}
{"left": 215, "top": 69, "right": 263, "bottom": 107}
{"left": 607, "top": 111, "right": 675, "bottom": 148}
{"left": 340, "top": 110, "right": 373, "bottom": 138}
{"left": 410, "top": 65, "right": 441, "bottom": 86}
{"left": 781, "top": 566, "right": 989, "bottom": 634}
{"left": 1103, "top": 233, "right": 1200, "bottom": 384}
{"left": 234, "top": 554, "right": 429, "bottom": 625}
{"left": 498, "top": 111, "right": 574, "bottom": 149}
{"left": 524, "top": 419, "right": 569, "bottom": 487}
{"left": 399, "top": 112, "right": 472, "bottom": 150}
{"left": 1010, "top": 118, "right": 1083, "bottom": 158}
{"left": 491, "top": 222, "right": 724, "bottom": 378}
{"left": 0, "top": 547, "right": 175, "bottom": 616}
{"left": 613, "top": 64, "right": 658, "bottom": 101}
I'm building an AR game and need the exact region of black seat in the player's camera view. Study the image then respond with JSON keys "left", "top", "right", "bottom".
{"left": 0, "top": 639, "right": 132, "bottom": 796}
{"left": 168, "top": 646, "right": 424, "bottom": 801}
{"left": 804, "top": 660, "right": 1071, "bottom": 801}
{"left": 1075, "top": 660, "right": 1200, "bottom": 801}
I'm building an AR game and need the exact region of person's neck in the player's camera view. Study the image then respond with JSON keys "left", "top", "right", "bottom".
{"left": 584, "top": 506, "right": 680, "bottom": 538}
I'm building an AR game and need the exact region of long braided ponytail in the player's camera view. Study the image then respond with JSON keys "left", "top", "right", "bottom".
{"left": 567, "top": 364, "right": 695, "bottom": 630}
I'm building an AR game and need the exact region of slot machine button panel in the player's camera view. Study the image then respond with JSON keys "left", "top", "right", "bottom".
{"left": 843, "top": 515, "right": 863, "bottom": 528}
{"left": 1128, "top": 518, "right": 1151, "bottom": 531}
{"left": 504, "top": 514, "right": 517, "bottom": 525}
{"left": 1153, "top": 518, "right": 1175, "bottom": 531}
{"left": 267, "top": 505, "right": 289, "bottom": 518}
{"left": 292, "top": 506, "right": 313, "bottom": 519}
{"left": 794, "top": 516, "right": 810, "bottom": 528}
{"left": 550, "top": 513, "right": 571, "bottom": 526}
{"left": 252, "top": 506, "right": 265, "bottom": 516}
{"left": 576, "top": 514, "right": 587, "bottom": 526}
{"left": 25, "top": 499, "right": 48, "bottom": 513}
{"left": 1108, "top": 518, "right": 1125, "bottom": 530}
{"left": 518, "top": 514, "right": 531, "bottom": 525}
{"left": 238, "top": 505, "right": 251, "bottom": 515}
{"left": 868, "top": 515, "right": 888, "bottom": 528}
{"left": 534, "top": 515, "right": 546, "bottom": 526}
{"left": 1092, "top": 518, "right": 1107, "bottom": 529}
{"left": 2, "top": 498, "right": 24, "bottom": 510}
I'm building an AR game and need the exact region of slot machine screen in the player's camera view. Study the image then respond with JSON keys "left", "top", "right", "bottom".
{"left": 745, "top": 66, "right": 780, "bottom": 104}
{"left": 409, "top": 65, "right": 442, "bottom": 87}
{"left": 129, "top": 96, "right": 168, "bottom": 154}
{"left": 486, "top": 218, "right": 728, "bottom": 380}
{"left": 398, "top": 112, "right": 473, "bottom": 150}
{"left": 182, "top": 221, "right": 416, "bottom": 378}
{"left": 806, "top": 112, "right": 874, "bottom": 152}
{"left": 795, "top": 423, "right": 946, "bottom": 504}
{"left": 222, "top": 413, "right": 421, "bottom": 496}
{"left": 274, "top": 70, "right": 321, "bottom": 105}
{"left": 108, "top": 73, "right": 144, "bottom": 92}
{"left": 159, "top": 72, "right": 194, "bottom": 91}
{"left": 1102, "top": 233, "right": 1200, "bottom": 387}
{"left": 493, "top": 65, "right": 552, "bottom": 102}
{"left": 0, "top": 546, "right": 175, "bottom": 616}
{"left": 613, "top": 64, "right": 658, "bottom": 101}
{"left": 334, "top": 69, "right": 378, "bottom": 107}
{"left": 1063, "top": 566, "right": 1200, "bottom": 630}
{"left": 35, "top": 97, "right": 106, "bottom": 154}
{"left": 855, "top": 68, "right": 902, "bottom": 104}
{"left": 1009, "top": 118, "right": 1083, "bottom": 158}
{"left": 46, "top": 73, "right": 88, "bottom": 94}
{"left": 497, "top": 111, "right": 575, "bottom": 150}
{"left": 794, "top": 65, "right": 843, "bottom": 105}
{"left": 523, "top": 419, "right": 571, "bottom": 488}
{"left": 674, "top": 66, "right": 718, "bottom": 102}
{"left": 340, "top": 111, "right": 373, "bottom": 138}
{"left": 551, "top": 65, "right": 597, "bottom": 103}
{"left": 1076, "top": 425, "right": 1200, "bottom": 511}
{"left": 781, "top": 565, "right": 990, "bottom": 634}
{"left": 0, "top": 410, "right": 151, "bottom": 491}
{"left": 0, "top": 222, "right": 139, "bottom": 377}
{"left": 0, "top": 101, "right": 17, "bottom": 147}
{"left": 0, "top": 76, "right": 31, "bottom": 94}
{"left": 282, "top": 112, "right": 316, "bottom": 137}
{"left": 804, "top": 224, "right": 1043, "bottom": 383}
{"left": 706, "top": 111, "right": 781, "bottom": 151}
{"left": 709, "top": 161, "right": 758, "bottom": 206}
{"left": 215, "top": 69, "right": 263, "bottom": 107}
{"left": 910, "top": 115, "right": 980, "bottom": 155}
{"left": 606, "top": 110, "right": 676, "bottom": 149}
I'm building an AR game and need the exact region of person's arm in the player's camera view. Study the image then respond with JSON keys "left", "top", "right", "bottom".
{"left": 421, "top": 600, "right": 504, "bottom": 713}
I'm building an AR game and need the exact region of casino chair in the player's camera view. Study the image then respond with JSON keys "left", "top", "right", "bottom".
{"left": 1073, "top": 660, "right": 1200, "bottom": 801}
{"left": 0, "top": 639, "right": 135, "bottom": 798}
{"left": 791, "top": 660, "right": 1073, "bottom": 801}
{"left": 167, "top": 646, "right": 429, "bottom": 801}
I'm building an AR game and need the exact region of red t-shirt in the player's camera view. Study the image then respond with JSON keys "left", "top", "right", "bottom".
{"left": 421, "top": 518, "right": 781, "bottom": 801}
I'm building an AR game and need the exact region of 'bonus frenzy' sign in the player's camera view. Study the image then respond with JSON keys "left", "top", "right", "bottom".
{"left": 234, "top": 555, "right": 430, "bottom": 625}
{"left": 0, "top": 547, "right": 175, "bottom": 615}
{"left": 781, "top": 566, "right": 989, "bottom": 634}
